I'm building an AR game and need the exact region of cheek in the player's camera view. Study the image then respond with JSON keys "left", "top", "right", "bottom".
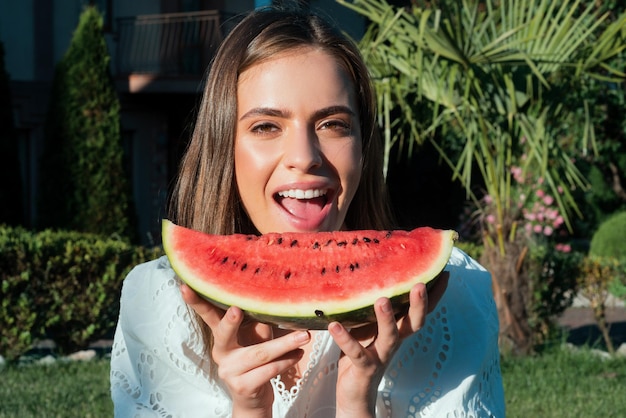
{"left": 337, "top": 141, "right": 363, "bottom": 204}
{"left": 234, "top": 143, "right": 262, "bottom": 201}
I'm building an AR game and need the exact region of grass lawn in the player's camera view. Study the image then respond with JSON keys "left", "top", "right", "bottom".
{"left": 502, "top": 345, "right": 626, "bottom": 417}
{"left": 0, "top": 346, "right": 625, "bottom": 417}
{"left": 0, "top": 359, "right": 112, "bottom": 417}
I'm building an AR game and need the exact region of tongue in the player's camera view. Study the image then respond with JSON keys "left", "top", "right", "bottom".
{"left": 280, "top": 197, "right": 326, "bottom": 219}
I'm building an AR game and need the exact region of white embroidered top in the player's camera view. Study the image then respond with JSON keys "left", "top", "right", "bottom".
{"left": 110, "top": 248, "right": 505, "bottom": 417}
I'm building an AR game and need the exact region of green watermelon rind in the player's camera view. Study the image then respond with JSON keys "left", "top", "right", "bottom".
{"left": 162, "top": 219, "right": 457, "bottom": 330}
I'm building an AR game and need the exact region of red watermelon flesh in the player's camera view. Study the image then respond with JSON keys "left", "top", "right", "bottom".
{"left": 162, "top": 219, "right": 458, "bottom": 329}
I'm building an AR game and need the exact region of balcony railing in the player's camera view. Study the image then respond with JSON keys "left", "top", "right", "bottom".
{"left": 116, "top": 10, "right": 229, "bottom": 77}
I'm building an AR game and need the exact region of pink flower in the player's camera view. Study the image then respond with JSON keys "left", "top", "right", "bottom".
{"left": 546, "top": 209, "right": 558, "bottom": 220}
{"left": 533, "top": 224, "right": 542, "bottom": 233}
{"left": 555, "top": 243, "right": 571, "bottom": 253}
{"left": 483, "top": 194, "right": 493, "bottom": 204}
{"left": 536, "top": 189, "right": 545, "bottom": 198}
{"left": 543, "top": 195, "right": 554, "bottom": 206}
{"left": 524, "top": 212, "right": 536, "bottom": 221}
{"left": 553, "top": 216, "right": 564, "bottom": 228}
{"left": 543, "top": 226, "right": 554, "bottom": 236}
{"left": 511, "top": 166, "right": 524, "bottom": 183}
{"left": 486, "top": 214, "right": 496, "bottom": 224}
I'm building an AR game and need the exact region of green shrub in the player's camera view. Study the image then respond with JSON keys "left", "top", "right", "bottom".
{"left": 0, "top": 226, "right": 38, "bottom": 360}
{"left": 0, "top": 225, "right": 162, "bottom": 360}
{"left": 526, "top": 242, "right": 583, "bottom": 345}
{"left": 589, "top": 211, "right": 626, "bottom": 261}
{"left": 589, "top": 211, "right": 626, "bottom": 302}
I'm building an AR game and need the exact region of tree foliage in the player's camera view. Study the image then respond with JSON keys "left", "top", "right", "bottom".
{"left": 38, "top": 5, "right": 132, "bottom": 239}
{"left": 340, "top": 0, "right": 626, "bottom": 353}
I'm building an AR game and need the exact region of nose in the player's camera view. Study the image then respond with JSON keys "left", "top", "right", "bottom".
{"left": 282, "top": 126, "right": 323, "bottom": 172}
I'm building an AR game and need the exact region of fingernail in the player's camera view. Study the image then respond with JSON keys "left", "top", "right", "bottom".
{"left": 381, "top": 299, "right": 392, "bottom": 313}
{"left": 227, "top": 307, "right": 238, "bottom": 320}
{"left": 328, "top": 322, "right": 343, "bottom": 334}
{"left": 294, "top": 331, "right": 310, "bottom": 343}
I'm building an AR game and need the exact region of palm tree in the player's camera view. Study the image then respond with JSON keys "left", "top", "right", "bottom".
{"left": 339, "top": 0, "right": 626, "bottom": 353}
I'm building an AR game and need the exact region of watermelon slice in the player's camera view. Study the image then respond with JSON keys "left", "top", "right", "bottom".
{"left": 162, "top": 219, "right": 458, "bottom": 329}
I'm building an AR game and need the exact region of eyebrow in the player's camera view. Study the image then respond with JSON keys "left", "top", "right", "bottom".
{"left": 239, "top": 105, "right": 356, "bottom": 122}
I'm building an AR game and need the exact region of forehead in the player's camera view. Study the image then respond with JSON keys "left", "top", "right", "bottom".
{"left": 237, "top": 47, "right": 357, "bottom": 109}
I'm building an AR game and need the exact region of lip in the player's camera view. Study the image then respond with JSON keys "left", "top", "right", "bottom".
{"left": 272, "top": 181, "right": 338, "bottom": 231}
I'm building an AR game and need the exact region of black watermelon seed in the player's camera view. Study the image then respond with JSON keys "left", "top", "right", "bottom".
{"left": 314, "top": 310, "right": 324, "bottom": 317}
{"left": 221, "top": 257, "right": 229, "bottom": 264}
{"left": 349, "top": 264, "right": 355, "bottom": 271}
{"left": 321, "top": 267, "right": 326, "bottom": 275}
{"left": 335, "top": 265, "right": 340, "bottom": 273}
{"left": 386, "top": 231, "right": 392, "bottom": 239}
{"left": 373, "top": 238, "right": 380, "bottom": 244}
{"left": 352, "top": 238, "right": 359, "bottom": 245}
{"left": 254, "top": 267, "right": 261, "bottom": 274}
{"left": 284, "top": 271, "right": 291, "bottom": 280}
{"left": 241, "top": 263, "right": 247, "bottom": 271}
{"left": 290, "top": 239, "right": 298, "bottom": 247}
{"left": 277, "top": 237, "right": 283, "bottom": 245}
{"left": 337, "top": 241, "right": 347, "bottom": 247}
{"left": 363, "top": 237, "right": 371, "bottom": 243}
{"left": 313, "top": 242, "right": 320, "bottom": 249}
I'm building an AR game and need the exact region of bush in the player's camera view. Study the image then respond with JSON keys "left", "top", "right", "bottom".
{"left": 589, "top": 210, "right": 626, "bottom": 302}
{"left": 589, "top": 211, "right": 626, "bottom": 261}
{"left": 526, "top": 243, "right": 583, "bottom": 345}
{"left": 0, "top": 225, "right": 162, "bottom": 360}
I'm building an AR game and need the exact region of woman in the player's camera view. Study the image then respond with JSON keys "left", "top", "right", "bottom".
{"left": 111, "top": 7, "right": 505, "bottom": 417}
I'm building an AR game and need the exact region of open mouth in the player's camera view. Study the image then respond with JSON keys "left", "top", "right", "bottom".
{"left": 275, "top": 188, "right": 330, "bottom": 219}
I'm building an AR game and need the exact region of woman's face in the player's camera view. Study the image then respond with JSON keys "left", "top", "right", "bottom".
{"left": 234, "top": 48, "right": 362, "bottom": 234}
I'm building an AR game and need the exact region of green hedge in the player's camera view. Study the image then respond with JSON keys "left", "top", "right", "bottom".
{"left": 0, "top": 225, "right": 162, "bottom": 360}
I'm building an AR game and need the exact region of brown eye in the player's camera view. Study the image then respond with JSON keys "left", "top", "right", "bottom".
{"left": 319, "top": 120, "right": 351, "bottom": 136}
{"left": 251, "top": 123, "right": 279, "bottom": 134}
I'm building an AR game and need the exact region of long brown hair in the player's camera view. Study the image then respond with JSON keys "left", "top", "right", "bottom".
{"left": 168, "top": 6, "right": 394, "bottom": 363}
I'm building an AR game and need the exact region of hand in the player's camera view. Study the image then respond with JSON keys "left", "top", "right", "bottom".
{"left": 180, "top": 284, "right": 311, "bottom": 417}
{"left": 329, "top": 272, "right": 449, "bottom": 417}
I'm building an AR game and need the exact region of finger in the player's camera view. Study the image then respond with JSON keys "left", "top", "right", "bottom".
{"left": 220, "top": 331, "right": 311, "bottom": 377}
{"left": 180, "top": 283, "right": 225, "bottom": 329}
{"left": 329, "top": 322, "right": 372, "bottom": 368}
{"left": 224, "top": 348, "right": 305, "bottom": 396}
{"left": 212, "top": 305, "right": 246, "bottom": 352}
{"left": 398, "top": 282, "right": 428, "bottom": 338}
{"left": 372, "top": 297, "right": 400, "bottom": 363}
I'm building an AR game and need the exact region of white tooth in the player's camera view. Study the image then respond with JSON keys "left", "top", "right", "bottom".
{"left": 278, "top": 188, "right": 327, "bottom": 199}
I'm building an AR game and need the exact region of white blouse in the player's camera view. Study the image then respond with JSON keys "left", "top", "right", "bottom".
{"left": 110, "top": 248, "right": 505, "bottom": 417}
